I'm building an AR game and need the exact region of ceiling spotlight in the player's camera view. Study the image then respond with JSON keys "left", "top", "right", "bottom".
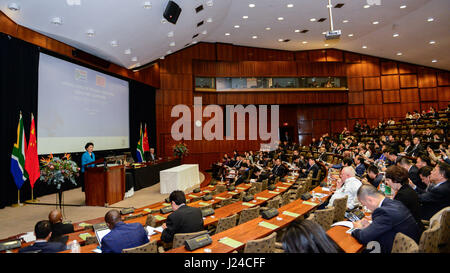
{"left": 225, "top": 33, "right": 230, "bottom": 36}
{"left": 206, "top": 18, "right": 213, "bottom": 23}
{"left": 278, "top": 38, "right": 284, "bottom": 42}
{"left": 427, "top": 17, "right": 434, "bottom": 22}
{"left": 400, "top": 5, "right": 406, "bottom": 9}
{"left": 302, "top": 41, "right": 308, "bottom": 44}
{"left": 143, "top": 1, "right": 152, "bottom": 9}
{"left": 249, "top": 3, "right": 255, "bottom": 8}
{"left": 86, "top": 29, "right": 95, "bottom": 37}
{"left": 166, "top": 50, "right": 172, "bottom": 54}
{"left": 310, "top": 18, "right": 316, "bottom": 22}
{"left": 201, "top": 30, "right": 207, "bottom": 35}
{"left": 265, "top": 27, "right": 271, "bottom": 30}
{"left": 66, "top": 0, "right": 81, "bottom": 6}
{"left": 110, "top": 40, "right": 118, "bottom": 47}
{"left": 429, "top": 40, "right": 436, "bottom": 44}
{"left": 432, "top": 59, "right": 437, "bottom": 63}
{"left": 348, "top": 33, "right": 354, "bottom": 37}
{"left": 242, "top": 15, "right": 248, "bottom": 19}
{"left": 124, "top": 49, "right": 131, "bottom": 55}
{"left": 192, "top": 41, "right": 198, "bottom": 44}
{"left": 51, "top": 17, "right": 63, "bottom": 25}
{"left": 252, "top": 35, "right": 258, "bottom": 39}
{"left": 362, "top": 45, "right": 367, "bottom": 49}
{"left": 234, "top": 25, "right": 240, "bottom": 28}
{"left": 8, "top": 3, "right": 20, "bottom": 11}
{"left": 206, "top": 0, "right": 213, "bottom": 7}
{"left": 161, "top": 18, "right": 167, "bottom": 24}
{"left": 396, "top": 52, "right": 403, "bottom": 56}
{"left": 324, "top": 44, "right": 329, "bottom": 47}
{"left": 167, "top": 31, "right": 174, "bottom": 37}
{"left": 343, "top": 20, "right": 349, "bottom": 23}
{"left": 169, "top": 42, "right": 175, "bottom": 47}
{"left": 287, "top": 4, "right": 294, "bottom": 8}
{"left": 372, "top": 21, "right": 379, "bottom": 24}
{"left": 363, "top": 4, "right": 370, "bottom": 8}
{"left": 277, "top": 17, "right": 284, "bottom": 21}
{"left": 295, "top": 29, "right": 300, "bottom": 33}
{"left": 131, "top": 57, "right": 138, "bottom": 62}
{"left": 393, "top": 33, "right": 399, "bottom": 37}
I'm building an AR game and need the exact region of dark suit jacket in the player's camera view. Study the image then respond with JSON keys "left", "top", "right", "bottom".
{"left": 409, "top": 144, "right": 424, "bottom": 157}
{"left": 49, "top": 222, "right": 74, "bottom": 244}
{"left": 394, "top": 184, "right": 423, "bottom": 231}
{"left": 101, "top": 222, "right": 149, "bottom": 253}
{"left": 369, "top": 173, "right": 383, "bottom": 188}
{"left": 351, "top": 198, "right": 420, "bottom": 253}
{"left": 417, "top": 180, "right": 450, "bottom": 220}
{"left": 355, "top": 164, "right": 366, "bottom": 177}
{"left": 409, "top": 165, "right": 426, "bottom": 190}
{"left": 19, "top": 241, "right": 66, "bottom": 253}
{"left": 304, "top": 163, "right": 319, "bottom": 178}
{"left": 271, "top": 164, "right": 287, "bottom": 177}
{"left": 161, "top": 205, "right": 204, "bottom": 243}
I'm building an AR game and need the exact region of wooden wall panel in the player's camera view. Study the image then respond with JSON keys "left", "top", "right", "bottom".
{"left": 347, "top": 77, "right": 363, "bottom": 92}
{"left": 419, "top": 88, "right": 438, "bottom": 101}
{"left": 294, "top": 51, "right": 309, "bottom": 62}
{"left": 418, "top": 68, "right": 437, "bottom": 88}
{"left": 326, "top": 49, "right": 344, "bottom": 62}
{"left": 365, "top": 104, "right": 383, "bottom": 118}
{"left": 437, "top": 72, "right": 450, "bottom": 86}
{"left": 400, "top": 88, "right": 420, "bottom": 103}
{"left": 398, "top": 63, "right": 418, "bottom": 74}
{"left": 364, "top": 90, "right": 383, "bottom": 105}
{"left": 400, "top": 74, "right": 418, "bottom": 88}
{"left": 345, "top": 52, "right": 361, "bottom": 63}
{"left": 381, "top": 61, "right": 398, "bottom": 75}
{"left": 383, "top": 103, "right": 403, "bottom": 118}
{"left": 349, "top": 92, "right": 364, "bottom": 105}
{"left": 383, "top": 90, "right": 400, "bottom": 103}
{"left": 308, "top": 50, "right": 327, "bottom": 62}
{"left": 298, "top": 120, "right": 313, "bottom": 134}
{"left": 364, "top": 77, "right": 381, "bottom": 90}
{"left": 438, "top": 87, "right": 450, "bottom": 101}
{"left": 348, "top": 105, "right": 365, "bottom": 119}
{"left": 381, "top": 75, "right": 400, "bottom": 90}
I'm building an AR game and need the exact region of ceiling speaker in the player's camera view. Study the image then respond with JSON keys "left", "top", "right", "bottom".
{"left": 163, "top": 1, "right": 182, "bottom": 24}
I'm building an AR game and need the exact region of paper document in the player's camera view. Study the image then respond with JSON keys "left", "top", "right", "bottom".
{"left": 20, "top": 232, "right": 36, "bottom": 243}
{"left": 146, "top": 226, "right": 164, "bottom": 236}
{"left": 331, "top": 221, "right": 354, "bottom": 229}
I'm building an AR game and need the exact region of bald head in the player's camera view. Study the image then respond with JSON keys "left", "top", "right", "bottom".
{"left": 48, "top": 209, "right": 62, "bottom": 224}
{"left": 105, "top": 209, "right": 122, "bottom": 229}
{"left": 340, "top": 166, "right": 356, "bottom": 183}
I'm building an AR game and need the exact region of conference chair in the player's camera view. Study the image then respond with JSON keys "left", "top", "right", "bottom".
{"left": 238, "top": 206, "right": 260, "bottom": 225}
{"left": 243, "top": 232, "right": 277, "bottom": 253}
{"left": 172, "top": 230, "right": 209, "bottom": 249}
{"left": 260, "top": 198, "right": 280, "bottom": 213}
{"left": 216, "top": 197, "right": 233, "bottom": 208}
{"left": 391, "top": 233, "right": 419, "bottom": 253}
{"left": 247, "top": 187, "right": 257, "bottom": 196}
{"left": 306, "top": 207, "right": 335, "bottom": 231}
{"left": 261, "top": 179, "right": 268, "bottom": 191}
{"left": 230, "top": 191, "right": 245, "bottom": 203}
{"left": 288, "top": 185, "right": 305, "bottom": 202}
{"left": 428, "top": 207, "right": 450, "bottom": 252}
{"left": 419, "top": 221, "right": 441, "bottom": 253}
{"left": 332, "top": 196, "right": 348, "bottom": 222}
{"left": 145, "top": 214, "right": 157, "bottom": 227}
{"left": 280, "top": 192, "right": 290, "bottom": 207}
{"left": 211, "top": 214, "right": 238, "bottom": 235}
{"left": 190, "top": 196, "right": 202, "bottom": 203}
{"left": 250, "top": 181, "right": 262, "bottom": 194}
{"left": 122, "top": 240, "right": 157, "bottom": 253}
{"left": 215, "top": 184, "right": 227, "bottom": 194}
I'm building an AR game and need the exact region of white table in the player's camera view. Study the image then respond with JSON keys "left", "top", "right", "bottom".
{"left": 160, "top": 164, "right": 200, "bottom": 194}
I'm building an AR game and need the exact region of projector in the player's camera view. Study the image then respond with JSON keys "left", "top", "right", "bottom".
{"left": 325, "top": 30, "right": 341, "bottom": 40}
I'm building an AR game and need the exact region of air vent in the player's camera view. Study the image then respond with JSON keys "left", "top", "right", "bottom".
{"left": 300, "top": 29, "right": 309, "bottom": 33}
{"left": 192, "top": 33, "right": 199, "bottom": 38}
{"left": 334, "top": 3, "right": 344, "bottom": 8}
{"left": 317, "top": 18, "right": 327, "bottom": 22}
{"left": 197, "top": 20, "right": 204, "bottom": 27}
{"left": 195, "top": 5, "right": 203, "bottom": 13}
{"left": 283, "top": 39, "right": 290, "bottom": 43}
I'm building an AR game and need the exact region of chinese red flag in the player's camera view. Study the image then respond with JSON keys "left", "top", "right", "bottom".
{"left": 25, "top": 113, "right": 40, "bottom": 188}
{"left": 143, "top": 123, "right": 150, "bottom": 152}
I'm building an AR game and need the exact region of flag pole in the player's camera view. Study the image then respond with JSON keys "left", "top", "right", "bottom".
{"left": 11, "top": 190, "right": 24, "bottom": 207}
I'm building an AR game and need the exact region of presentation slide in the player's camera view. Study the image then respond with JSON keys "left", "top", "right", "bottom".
{"left": 37, "top": 53, "right": 129, "bottom": 155}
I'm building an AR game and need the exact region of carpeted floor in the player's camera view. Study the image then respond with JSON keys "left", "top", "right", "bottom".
{"left": 0, "top": 173, "right": 204, "bottom": 240}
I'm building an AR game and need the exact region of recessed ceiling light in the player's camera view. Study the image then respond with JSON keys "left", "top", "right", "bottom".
{"left": 277, "top": 17, "right": 284, "bottom": 21}
{"left": 161, "top": 18, "right": 167, "bottom": 24}
{"left": 348, "top": 33, "right": 354, "bottom": 37}
{"left": 169, "top": 42, "right": 175, "bottom": 47}
{"left": 343, "top": 20, "right": 349, "bottom": 23}
{"left": 166, "top": 50, "right": 172, "bottom": 55}
{"left": 206, "top": 0, "right": 213, "bottom": 7}
{"left": 265, "top": 27, "right": 271, "bottom": 30}
{"left": 110, "top": 40, "right": 118, "bottom": 47}
{"left": 242, "top": 15, "right": 248, "bottom": 19}
{"left": 124, "top": 49, "right": 131, "bottom": 55}
{"left": 143, "top": 1, "right": 152, "bottom": 9}
{"left": 86, "top": 29, "right": 95, "bottom": 37}
{"left": 427, "top": 17, "right": 434, "bottom": 22}
{"left": 192, "top": 41, "right": 198, "bottom": 44}
{"left": 66, "top": 0, "right": 81, "bottom": 6}
{"left": 51, "top": 17, "right": 62, "bottom": 25}
{"left": 324, "top": 44, "right": 329, "bottom": 47}
{"left": 396, "top": 52, "right": 403, "bottom": 56}
{"left": 393, "top": 33, "right": 399, "bottom": 37}
{"left": 362, "top": 45, "right": 367, "bottom": 49}
{"left": 234, "top": 25, "right": 240, "bottom": 28}
{"left": 322, "top": 31, "right": 327, "bottom": 35}
{"left": 372, "top": 21, "right": 379, "bottom": 24}
{"left": 302, "top": 41, "right": 308, "bottom": 44}
{"left": 202, "top": 30, "right": 207, "bottom": 35}
{"left": 206, "top": 18, "right": 213, "bottom": 23}
{"left": 131, "top": 57, "right": 138, "bottom": 62}
{"left": 363, "top": 4, "right": 370, "bottom": 8}
{"left": 432, "top": 59, "right": 437, "bottom": 63}
{"left": 310, "top": 18, "right": 316, "bottom": 22}
{"left": 400, "top": 5, "right": 406, "bottom": 9}
{"left": 225, "top": 32, "right": 230, "bottom": 36}
{"left": 249, "top": 3, "right": 255, "bottom": 8}
{"left": 8, "top": 3, "right": 20, "bottom": 11}
{"left": 295, "top": 29, "right": 300, "bottom": 33}
{"left": 287, "top": 4, "right": 294, "bottom": 8}
{"left": 160, "top": 56, "right": 165, "bottom": 60}
{"left": 278, "top": 38, "right": 284, "bottom": 42}
{"left": 429, "top": 40, "right": 436, "bottom": 44}
{"left": 252, "top": 35, "right": 258, "bottom": 39}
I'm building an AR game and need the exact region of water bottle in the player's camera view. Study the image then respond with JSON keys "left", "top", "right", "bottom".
{"left": 380, "top": 182, "right": 385, "bottom": 194}
{"left": 70, "top": 240, "right": 80, "bottom": 253}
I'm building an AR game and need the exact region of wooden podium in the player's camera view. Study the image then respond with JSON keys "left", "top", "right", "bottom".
{"left": 84, "top": 160, "right": 125, "bottom": 206}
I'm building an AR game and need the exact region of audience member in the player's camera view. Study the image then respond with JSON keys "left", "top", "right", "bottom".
{"left": 19, "top": 220, "right": 66, "bottom": 253}
{"left": 48, "top": 209, "right": 74, "bottom": 244}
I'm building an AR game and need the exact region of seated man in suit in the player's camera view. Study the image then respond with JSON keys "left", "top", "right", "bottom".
{"left": 100, "top": 209, "right": 149, "bottom": 253}
{"left": 410, "top": 162, "right": 450, "bottom": 220}
{"left": 398, "top": 156, "right": 427, "bottom": 190}
{"left": 354, "top": 155, "right": 366, "bottom": 177}
{"left": 351, "top": 184, "right": 421, "bottom": 253}
{"left": 301, "top": 157, "right": 320, "bottom": 178}
{"left": 268, "top": 158, "right": 287, "bottom": 182}
{"left": 48, "top": 209, "right": 74, "bottom": 244}
{"left": 364, "top": 164, "right": 384, "bottom": 188}
{"left": 409, "top": 137, "right": 424, "bottom": 157}
{"left": 148, "top": 148, "right": 157, "bottom": 161}
{"left": 161, "top": 190, "right": 204, "bottom": 244}
{"left": 19, "top": 220, "right": 66, "bottom": 253}
{"left": 326, "top": 166, "right": 362, "bottom": 210}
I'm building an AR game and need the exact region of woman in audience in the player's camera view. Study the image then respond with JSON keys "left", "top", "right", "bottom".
{"left": 281, "top": 219, "right": 342, "bottom": 253}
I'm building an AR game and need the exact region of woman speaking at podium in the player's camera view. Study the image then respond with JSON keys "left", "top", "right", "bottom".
{"left": 80, "top": 142, "right": 95, "bottom": 192}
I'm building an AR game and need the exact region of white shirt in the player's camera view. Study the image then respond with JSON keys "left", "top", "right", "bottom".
{"left": 327, "top": 176, "right": 362, "bottom": 210}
